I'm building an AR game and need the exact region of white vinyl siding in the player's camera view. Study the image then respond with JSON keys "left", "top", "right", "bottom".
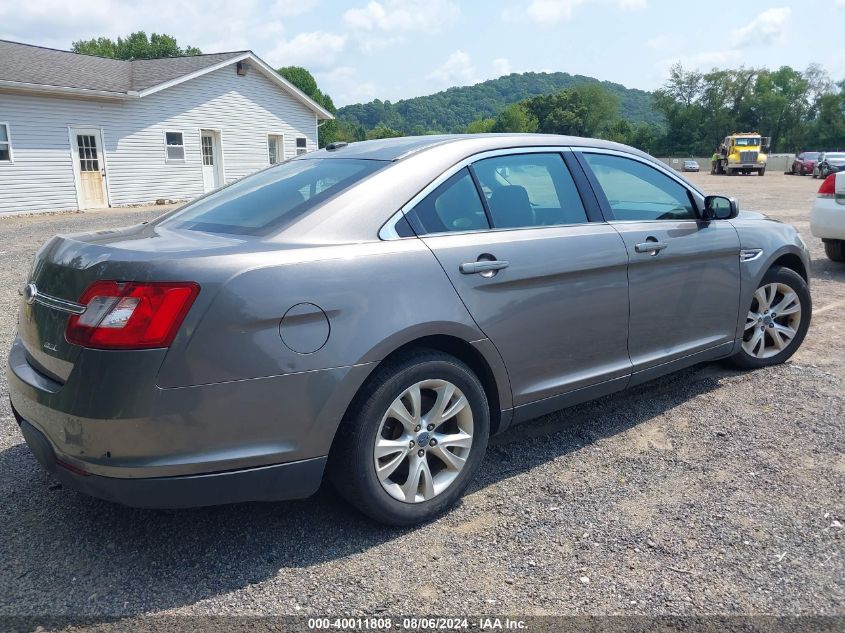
{"left": 0, "top": 63, "right": 319, "bottom": 214}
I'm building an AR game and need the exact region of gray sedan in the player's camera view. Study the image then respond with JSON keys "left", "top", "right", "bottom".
{"left": 7, "top": 134, "right": 812, "bottom": 525}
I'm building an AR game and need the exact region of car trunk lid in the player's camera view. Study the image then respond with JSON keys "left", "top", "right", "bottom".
{"left": 16, "top": 223, "right": 248, "bottom": 383}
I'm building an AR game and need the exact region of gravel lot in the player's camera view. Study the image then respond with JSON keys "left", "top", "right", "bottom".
{"left": 0, "top": 173, "right": 842, "bottom": 623}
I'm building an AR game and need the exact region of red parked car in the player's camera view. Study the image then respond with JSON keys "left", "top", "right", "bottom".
{"left": 792, "top": 152, "right": 820, "bottom": 175}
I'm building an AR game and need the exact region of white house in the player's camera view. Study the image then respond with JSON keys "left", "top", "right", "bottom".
{"left": 0, "top": 40, "right": 333, "bottom": 214}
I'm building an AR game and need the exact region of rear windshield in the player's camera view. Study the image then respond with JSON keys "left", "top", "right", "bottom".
{"left": 161, "top": 158, "right": 385, "bottom": 235}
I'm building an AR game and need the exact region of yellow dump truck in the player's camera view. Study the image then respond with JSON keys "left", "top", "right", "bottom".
{"left": 713, "top": 132, "right": 770, "bottom": 176}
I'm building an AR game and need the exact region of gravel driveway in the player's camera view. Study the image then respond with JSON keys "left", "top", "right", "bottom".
{"left": 0, "top": 174, "right": 842, "bottom": 625}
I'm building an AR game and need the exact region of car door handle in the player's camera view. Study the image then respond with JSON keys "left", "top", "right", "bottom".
{"left": 634, "top": 241, "right": 668, "bottom": 254}
{"left": 459, "top": 260, "right": 509, "bottom": 274}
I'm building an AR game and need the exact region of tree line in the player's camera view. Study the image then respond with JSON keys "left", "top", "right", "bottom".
{"left": 329, "top": 63, "right": 845, "bottom": 155}
{"left": 70, "top": 32, "right": 845, "bottom": 154}
{"left": 652, "top": 63, "right": 844, "bottom": 155}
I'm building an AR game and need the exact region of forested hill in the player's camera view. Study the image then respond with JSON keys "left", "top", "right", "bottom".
{"left": 337, "top": 72, "right": 662, "bottom": 134}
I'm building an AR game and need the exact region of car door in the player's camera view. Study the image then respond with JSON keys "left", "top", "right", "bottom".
{"left": 575, "top": 149, "right": 741, "bottom": 378}
{"left": 402, "top": 149, "right": 632, "bottom": 408}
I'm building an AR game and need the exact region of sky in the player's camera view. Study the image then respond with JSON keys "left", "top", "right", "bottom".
{"left": 2, "top": 0, "right": 844, "bottom": 107}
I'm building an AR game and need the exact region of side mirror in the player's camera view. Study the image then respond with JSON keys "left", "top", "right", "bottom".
{"left": 703, "top": 195, "right": 738, "bottom": 220}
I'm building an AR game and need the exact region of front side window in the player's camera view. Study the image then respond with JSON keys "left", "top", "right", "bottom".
{"left": 405, "top": 168, "right": 489, "bottom": 235}
{"left": 165, "top": 131, "right": 185, "bottom": 162}
{"left": 161, "top": 158, "right": 385, "bottom": 235}
{"left": 472, "top": 153, "right": 587, "bottom": 228}
{"left": 0, "top": 123, "right": 11, "bottom": 161}
{"left": 582, "top": 153, "right": 696, "bottom": 221}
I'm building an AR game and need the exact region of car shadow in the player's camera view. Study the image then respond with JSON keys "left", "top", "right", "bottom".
{"left": 0, "top": 362, "right": 732, "bottom": 620}
{"left": 809, "top": 255, "right": 845, "bottom": 280}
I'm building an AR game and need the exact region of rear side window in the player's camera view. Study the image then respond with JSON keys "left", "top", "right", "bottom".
{"left": 405, "top": 168, "right": 490, "bottom": 235}
{"left": 582, "top": 153, "right": 696, "bottom": 221}
{"left": 472, "top": 153, "right": 587, "bottom": 228}
{"left": 162, "top": 158, "right": 384, "bottom": 235}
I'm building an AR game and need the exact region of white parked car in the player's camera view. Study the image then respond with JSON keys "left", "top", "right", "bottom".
{"left": 810, "top": 172, "right": 845, "bottom": 262}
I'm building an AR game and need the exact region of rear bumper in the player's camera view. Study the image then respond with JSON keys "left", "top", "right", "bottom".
{"left": 15, "top": 411, "right": 326, "bottom": 508}
{"left": 810, "top": 201, "right": 845, "bottom": 240}
{"left": 7, "top": 334, "right": 376, "bottom": 506}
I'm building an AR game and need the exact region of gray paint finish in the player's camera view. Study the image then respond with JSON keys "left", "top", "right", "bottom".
{"left": 6, "top": 134, "right": 811, "bottom": 508}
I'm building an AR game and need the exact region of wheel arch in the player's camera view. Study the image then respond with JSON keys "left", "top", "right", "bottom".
{"left": 337, "top": 331, "right": 512, "bottom": 441}
{"left": 770, "top": 252, "right": 808, "bottom": 282}
{"left": 380, "top": 334, "right": 509, "bottom": 435}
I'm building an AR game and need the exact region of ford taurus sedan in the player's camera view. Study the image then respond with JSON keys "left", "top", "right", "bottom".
{"left": 8, "top": 134, "right": 812, "bottom": 525}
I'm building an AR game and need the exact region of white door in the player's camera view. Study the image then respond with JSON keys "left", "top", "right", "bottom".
{"left": 71, "top": 128, "right": 108, "bottom": 208}
{"left": 201, "top": 131, "right": 221, "bottom": 192}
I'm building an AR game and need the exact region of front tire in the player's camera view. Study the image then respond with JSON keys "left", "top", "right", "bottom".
{"left": 730, "top": 266, "right": 811, "bottom": 370}
{"left": 825, "top": 240, "right": 845, "bottom": 262}
{"left": 328, "top": 350, "right": 490, "bottom": 526}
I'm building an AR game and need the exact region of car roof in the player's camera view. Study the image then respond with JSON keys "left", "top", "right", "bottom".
{"left": 301, "top": 133, "right": 653, "bottom": 162}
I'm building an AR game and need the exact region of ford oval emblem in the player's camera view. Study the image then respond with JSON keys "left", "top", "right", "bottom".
{"left": 23, "top": 283, "right": 38, "bottom": 305}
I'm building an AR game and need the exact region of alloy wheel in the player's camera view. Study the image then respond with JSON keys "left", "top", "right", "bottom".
{"left": 373, "top": 379, "right": 474, "bottom": 503}
{"left": 742, "top": 282, "right": 802, "bottom": 358}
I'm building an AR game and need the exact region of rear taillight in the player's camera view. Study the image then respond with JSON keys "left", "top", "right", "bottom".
{"left": 66, "top": 281, "right": 200, "bottom": 349}
{"left": 818, "top": 174, "right": 836, "bottom": 198}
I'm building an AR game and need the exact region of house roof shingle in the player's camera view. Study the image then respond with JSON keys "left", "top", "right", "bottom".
{"left": 0, "top": 39, "right": 248, "bottom": 94}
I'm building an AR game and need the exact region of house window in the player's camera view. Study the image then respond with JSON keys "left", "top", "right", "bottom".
{"left": 296, "top": 137, "right": 307, "bottom": 156}
{"left": 201, "top": 135, "right": 214, "bottom": 166}
{"left": 0, "top": 123, "right": 11, "bottom": 162}
{"left": 165, "top": 131, "right": 185, "bottom": 162}
{"left": 268, "top": 134, "right": 284, "bottom": 164}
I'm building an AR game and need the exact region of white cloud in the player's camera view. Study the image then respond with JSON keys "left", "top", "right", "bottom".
{"left": 316, "top": 66, "right": 377, "bottom": 106}
{"left": 426, "top": 50, "right": 478, "bottom": 88}
{"left": 731, "top": 7, "right": 791, "bottom": 47}
{"left": 343, "top": 0, "right": 460, "bottom": 33}
{"left": 503, "top": 0, "right": 646, "bottom": 25}
{"left": 268, "top": 0, "right": 319, "bottom": 17}
{"left": 493, "top": 58, "right": 512, "bottom": 76}
{"left": 265, "top": 31, "right": 348, "bottom": 69}
{"left": 343, "top": 0, "right": 461, "bottom": 53}
{"left": 652, "top": 49, "right": 742, "bottom": 82}
{"left": 618, "top": 0, "right": 647, "bottom": 8}
{"left": 0, "top": 0, "right": 280, "bottom": 55}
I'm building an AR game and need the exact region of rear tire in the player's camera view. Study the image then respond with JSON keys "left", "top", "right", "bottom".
{"left": 825, "top": 240, "right": 845, "bottom": 262}
{"left": 328, "top": 350, "right": 490, "bottom": 526}
{"left": 730, "top": 266, "right": 811, "bottom": 370}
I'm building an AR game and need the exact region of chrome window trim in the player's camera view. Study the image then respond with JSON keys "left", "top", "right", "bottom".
{"left": 571, "top": 146, "right": 707, "bottom": 221}
{"left": 379, "top": 146, "right": 593, "bottom": 240}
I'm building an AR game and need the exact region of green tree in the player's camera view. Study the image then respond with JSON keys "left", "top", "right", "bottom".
{"left": 277, "top": 66, "right": 339, "bottom": 147}
{"left": 570, "top": 83, "right": 620, "bottom": 136}
{"left": 491, "top": 103, "right": 538, "bottom": 133}
{"left": 72, "top": 32, "right": 200, "bottom": 59}
{"left": 808, "top": 81, "right": 845, "bottom": 149}
{"left": 366, "top": 124, "right": 404, "bottom": 139}
{"left": 466, "top": 118, "right": 496, "bottom": 133}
